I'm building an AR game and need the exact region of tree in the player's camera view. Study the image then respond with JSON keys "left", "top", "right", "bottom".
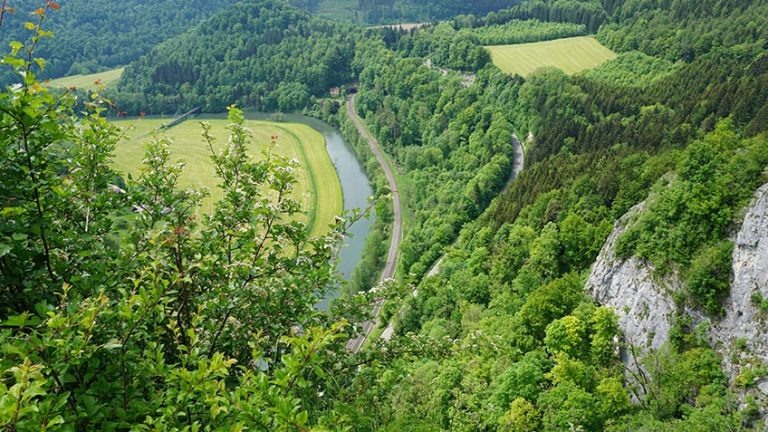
{"left": 0, "top": 7, "right": 363, "bottom": 429}
{"left": 499, "top": 398, "right": 542, "bottom": 432}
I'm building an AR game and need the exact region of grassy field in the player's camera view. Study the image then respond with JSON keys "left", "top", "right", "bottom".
{"left": 46, "top": 67, "right": 125, "bottom": 91}
{"left": 485, "top": 36, "right": 617, "bottom": 77}
{"left": 111, "top": 117, "right": 343, "bottom": 237}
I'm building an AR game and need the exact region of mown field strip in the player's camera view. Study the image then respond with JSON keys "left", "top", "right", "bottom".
{"left": 486, "top": 36, "right": 617, "bottom": 77}
{"left": 111, "top": 117, "right": 342, "bottom": 236}
{"left": 46, "top": 67, "right": 125, "bottom": 91}
{"left": 274, "top": 124, "right": 343, "bottom": 238}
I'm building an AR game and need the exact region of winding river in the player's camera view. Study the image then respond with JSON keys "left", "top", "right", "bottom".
{"left": 243, "top": 113, "right": 373, "bottom": 310}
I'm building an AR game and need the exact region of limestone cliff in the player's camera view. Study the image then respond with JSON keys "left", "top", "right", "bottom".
{"left": 712, "top": 183, "right": 768, "bottom": 394}
{"left": 584, "top": 201, "right": 684, "bottom": 354}
{"left": 585, "top": 182, "right": 768, "bottom": 402}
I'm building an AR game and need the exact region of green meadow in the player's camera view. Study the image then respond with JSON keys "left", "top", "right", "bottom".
{"left": 486, "top": 36, "right": 617, "bottom": 77}
{"left": 46, "top": 67, "right": 125, "bottom": 91}
{"left": 112, "top": 117, "right": 342, "bottom": 237}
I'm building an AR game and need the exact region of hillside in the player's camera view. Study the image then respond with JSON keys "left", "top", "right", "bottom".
{"left": 2, "top": 0, "right": 768, "bottom": 429}
{"left": 287, "top": 0, "right": 523, "bottom": 25}
{"left": 0, "top": 0, "right": 243, "bottom": 85}
{"left": 348, "top": 0, "right": 768, "bottom": 429}
{"left": 111, "top": 0, "right": 361, "bottom": 114}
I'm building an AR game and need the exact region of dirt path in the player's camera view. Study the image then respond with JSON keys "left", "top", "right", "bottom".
{"left": 345, "top": 94, "right": 403, "bottom": 353}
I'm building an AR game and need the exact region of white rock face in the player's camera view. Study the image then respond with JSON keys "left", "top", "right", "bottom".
{"left": 712, "top": 183, "right": 768, "bottom": 392}
{"left": 585, "top": 201, "right": 680, "bottom": 355}
{"left": 585, "top": 183, "right": 768, "bottom": 406}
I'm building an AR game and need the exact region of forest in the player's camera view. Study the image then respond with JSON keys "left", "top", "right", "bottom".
{"left": 288, "top": 0, "right": 524, "bottom": 25}
{"left": 0, "top": 0, "right": 244, "bottom": 85}
{"left": 2, "top": 0, "right": 768, "bottom": 430}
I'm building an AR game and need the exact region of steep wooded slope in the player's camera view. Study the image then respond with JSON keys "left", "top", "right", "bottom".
{"left": 0, "top": 0, "right": 243, "bottom": 84}
{"left": 112, "top": 0, "right": 360, "bottom": 114}
{"left": 346, "top": 0, "right": 768, "bottom": 429}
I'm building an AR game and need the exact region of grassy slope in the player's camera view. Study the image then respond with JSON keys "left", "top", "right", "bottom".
{"left": 112, "top": 117, "right": 342, "bottom": 237}
{"left": 485, "top": 36, "right": 617, "bottom": 76}
{"left": 46, "top": 67, "right": 125, "bottom": 91}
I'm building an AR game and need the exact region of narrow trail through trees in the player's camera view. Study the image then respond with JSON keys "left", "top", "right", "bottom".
{"left": 345, "top": 93, "right": 403, "bottom": 353}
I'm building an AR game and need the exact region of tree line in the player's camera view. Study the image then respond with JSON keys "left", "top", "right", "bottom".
{"left": 3, "top": 0, "right": 768, "bottom": 429}
{"left": 0, "top": 0, "right": 242, "bottom": 85}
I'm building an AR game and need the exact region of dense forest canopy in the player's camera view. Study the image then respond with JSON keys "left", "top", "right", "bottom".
{"left": 3, "top": 0, "right": 768, "bottom": 429}
{"left": 112, "top": 0, "right": 361, "bottom": 114}
{"left": 0, "top": 0, "right": 243, "bottom": 85}
{"left": 287, "top": 0, "right": 523, "bottom": 25}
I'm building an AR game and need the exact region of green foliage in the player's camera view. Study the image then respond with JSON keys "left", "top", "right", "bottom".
{"left": 113, "top": 0, "right": 360, "bottom": 114}
{"left": 750, "top": 291, "right": 768, "bottom": 312}
{"left": 471, "top": 19, "right": 587, "bottom": 46}
{"left": 492, "top": 351, "right": 551, "bottom": 408}
{"left": 498, "top": 397, "right": 542, "bottom": 432}
{"left": 545, "top": 315, "right": 587, "bottom": 357}
{"left": 452, "top": 0, "right": 607, "bottom": 33}
{"left": 616, "top": 120, "right": 768, "bottom": 313}
{"left": 0, "top": 0, "right": 243, "bottom": 85}
{"left": 596, "top": 377, "right": 631, "bottom": 419}
{"left": 518, "top": 273, "right": 583, "bottom": 340}
{"left": 597, "top": 0, "right": 768, "bottom": 63}
{"left": 538, "top": 381, "right": 600, "bottom": 431}
{"left": 687, "top": 240, "right": 734, "bottom": 315}
{"left": 579, "top": 51, "right": 678, "bottom": 87}
{"left": 0, "top": 17, "right": 378, "bottom": 427}
{"left": 303, "top": 0, "right": 521, "bottom": 25}
{"left": 5, "top": 0, "right": 768, "bottom": 428}
{"left": 640, "top": 344, "right": 727, "bottom": 420}
{"left": 590, "top": 307, "right": 620, "bottom": 366}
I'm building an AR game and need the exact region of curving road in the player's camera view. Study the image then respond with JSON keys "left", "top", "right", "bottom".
{"left": 507, "top": 133, "right": 525, "bottom": 189}
{"left": 378, "top": 130, "right": 526, "bottom": 342}
{"left": 345, "top": 93, "right": 403, "bottom": 353}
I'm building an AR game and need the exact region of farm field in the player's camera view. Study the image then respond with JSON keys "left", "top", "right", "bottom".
{"left": 485, "top": 36, "right": 617, "bottom": 77}
{"left": 111, "top": 117, "right": 342, "bottom": 237}
{"left": 46, "top": 67, "right": 125, "bottom": 91}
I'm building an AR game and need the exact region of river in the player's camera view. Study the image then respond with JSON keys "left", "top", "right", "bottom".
{"left": 126, "top": 112, "right": 372, "bottom": 309}
{"left": 241, "top": 113, "right": 373, "bottom": 310}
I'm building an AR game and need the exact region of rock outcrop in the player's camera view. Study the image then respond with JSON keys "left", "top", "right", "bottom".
{"left": 585, "top": 201, "right": 681, "bottom": 354}
{"left": 712, "top": 183, "right": 768, "bottom": 394}
{"left": 585, "top": 182, "right": 768, "bottom": 407}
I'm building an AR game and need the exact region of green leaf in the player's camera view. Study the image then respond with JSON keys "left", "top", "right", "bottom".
{"left": 3, "top": 343, "right": 26, "bottom": 357}
{"left": 8, "top": 41, "right": 23, "bottom": 56}
{"left": 296, "top": 410, "right": 308, "bottom": 426}
{"left": 1, "top": 313, "right": 30, "bottom": 327}
{"left": 0, "top": 243, "right": 11, "bottom": 258}
{"left": 47, "top": 415, "right": 65, "bottom": 427}
{"left": 103, "top": 340, "right": 122, "bottom": 350}
{"left": 312, "top": 364, "right": 325, "bottom": 379}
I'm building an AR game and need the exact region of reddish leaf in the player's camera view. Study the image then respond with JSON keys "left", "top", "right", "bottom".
{"left": 49, "top": 3, "right": 60, "bottom": 10}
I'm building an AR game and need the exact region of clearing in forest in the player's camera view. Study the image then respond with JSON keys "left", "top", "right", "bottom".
{"left": 46, "top": 67, "right": 125, "bottom": 91}
{"left": 112, "top": 117, "right": 342, "bottom": 237}
{"left": 486, "top": 36, "right": 617, "bottom": 76}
